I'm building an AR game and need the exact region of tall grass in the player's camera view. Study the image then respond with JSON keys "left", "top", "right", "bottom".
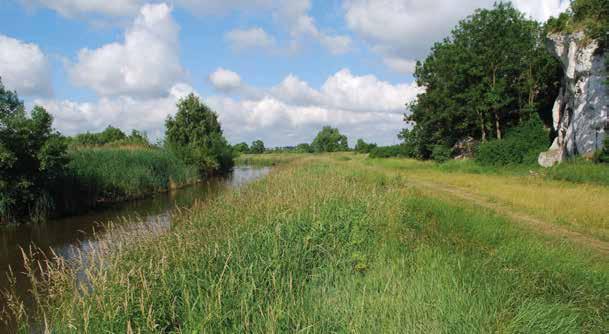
{"left": 5, "top": 155, "right": 609, "bottom": 332}
{"left": 52, "top": 147, "right": 199, "bottom": 215}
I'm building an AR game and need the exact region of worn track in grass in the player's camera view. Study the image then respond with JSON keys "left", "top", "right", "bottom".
{"left": 403, "top": 176, "right": 609, "bottom": 256}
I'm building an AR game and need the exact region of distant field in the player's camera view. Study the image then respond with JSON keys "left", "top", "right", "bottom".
{"left": 8, "top": 153, "right": 609, "bottom": 333}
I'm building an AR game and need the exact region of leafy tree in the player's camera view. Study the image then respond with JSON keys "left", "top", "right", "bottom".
{"left": 405, "top": 3, "right": 561, "bottom": 158}
{"left": 295, "top": 143, "right": 313, "bottom": 153}
{"left": 165, "top": 94, "right": 234, "bottom": 174}
{"left": 311, "top": 126, "right": 349, "bottom": 152}
{"left": 250, "top": 140, "right": 265, "bottom": 154}
{"left": 0, "top": 79, "right": 68, "bottom": 223}
{"left": 354, "top": 139, "right": 378, "bottom": 153}
{"left": 233, "top": 142, "right": 250, "bottom": 154}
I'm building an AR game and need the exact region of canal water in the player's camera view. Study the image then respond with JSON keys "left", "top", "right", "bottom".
{"left": 0, "top": 166, "right": 270, "bottom": 332}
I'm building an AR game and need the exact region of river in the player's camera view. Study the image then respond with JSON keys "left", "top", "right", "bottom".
{"left": 0, "top": 166, "right": 270, "bottom": 332}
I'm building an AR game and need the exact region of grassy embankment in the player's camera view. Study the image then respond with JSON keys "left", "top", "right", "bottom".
{"left": 52, "top": 146, "right": 199, "bottom": 216}
{"left": 4, "top": 153, "right": 609, "bottom": 332}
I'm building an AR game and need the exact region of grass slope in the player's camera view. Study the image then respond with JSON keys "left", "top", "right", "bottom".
{"left": 6, "top": 154, "right": 609, "bottom": 332}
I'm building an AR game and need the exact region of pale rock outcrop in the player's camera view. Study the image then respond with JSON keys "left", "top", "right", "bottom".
{"left": 539, "top": 32, "right": 609, "bottom": 167}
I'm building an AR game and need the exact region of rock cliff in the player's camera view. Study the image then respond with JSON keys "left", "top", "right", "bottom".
{"left": 538, "top": 32, "right": 609, "bottom": 167}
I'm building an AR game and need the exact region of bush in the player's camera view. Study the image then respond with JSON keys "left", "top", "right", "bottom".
{"left": 354, "top": 139, "right": 377, "bottom": 154}
{"left": 476, "top": 116, "right": 549, "bottom": 166}
{"left": 431, "top": 145, "right": 451, "bottom": 163}
{"left": 594, "top": 136, "right": 609, "bottom": 163}
{"left": 369, "top": 144, "right": 415, "bottom": 159}
{"left": 1, "top": 80, "right": 68, "bottom": 223}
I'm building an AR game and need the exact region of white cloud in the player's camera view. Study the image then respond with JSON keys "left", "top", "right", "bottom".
{"left": 512, "top": 0, "right": 570, "bottom": 22}
{"left": 383, "top": 57, "right": 417, "bottom": 74}
{"left": 209, "top": 68, "right": 242, "bottom": 91}
{"left": 36, "top": 83, "right": 195, "bottom": 139}
{"left": 208, "top": 68, "right": 422, "bottom": 146}
{"left": 69, "top": 3, "right": 184, "bottom": 98}
{"left": 41, "top": 67, "right": 419, "bottom": 146}
{"left": 343, "top": 0, "right": 570, "bottom": 74}
{"left": 225, "top": 27, "right": 276, "bottom": 50}
{"left": 0, "top": 34, "right": 52, "bottom": 97}
{"left": 22, "top": 0, "right": 142, "bottom": 17}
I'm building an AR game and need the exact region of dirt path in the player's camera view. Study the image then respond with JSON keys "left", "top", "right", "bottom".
{"left": 403, "top": 177, "right": 609, "bottom": 256}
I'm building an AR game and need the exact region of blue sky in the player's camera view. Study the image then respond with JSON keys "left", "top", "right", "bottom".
{"left": 0, "top": 0, "right": 569, "bottom": 146}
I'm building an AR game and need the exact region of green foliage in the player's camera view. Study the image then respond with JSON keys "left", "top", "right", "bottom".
{"left": 0, "top": 80, "right": 68, "bottom": 223}
{"left": 165, "top": 94, "right": 234, "bottom": 174}
{"left": 368, "top": 144, "right": 414, "bottom": 158}
{"left": 250, "top": 140, "right": 265, "bottom": 154}
{"left": 52, "top": 147, "right": 198, "bottom": 215}
{"left": 406, "top": 3, "right": 561, "bottom": 158}
{"left": 294, "top": 143, "right": 313, "bottom": 153}
{"left": 233, "top": 142, "right": 249, "bottom": 154}
{"left": 311, "top": 126, "right": 349, "bottom": 153}
{"left": 70, "top": 127, "right": 150, "bottom": 147}
{"left": 476, "top": 116, "right": 550, "bottom": 166}
{"left": 17, "top": 157, "right": 609, "bottom": 332}
{"left": 431, "top": 145, "right": 452, "bottom": 163}
{"left": 354, "top": 139, "right": 377, "bottom": 154}
{"left": 593, "top": 136, "right": 609, "bottom": 163}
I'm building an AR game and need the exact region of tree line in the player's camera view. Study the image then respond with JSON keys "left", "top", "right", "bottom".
{"left": 0, "top": 79, "right": 234, "bottom": 224}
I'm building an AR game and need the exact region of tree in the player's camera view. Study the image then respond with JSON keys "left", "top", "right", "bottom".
{"left": 354, "top": 139, "right": 377, "bottom": 153}
{"left": 250, "top": 140, "right": 265, "bottom": 154}
{"left": 233, "top": 142, "right": 250, "bottom": 154}
{"left": 0, "top": 78, "right": 68, "bottom": 223}
{"left": 165, "top": 94, "right": 234, "bottom": 174}
{"left": 295, "top": 143, "right": 313, "bottom": 153}
{"left": 311, "top": 126, "right": 349, "bottom": 152}
{"left": 405, "top": 3, "right": 561, "bottom": 158}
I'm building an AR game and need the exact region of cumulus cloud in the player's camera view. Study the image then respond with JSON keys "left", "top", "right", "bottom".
{"left": 43, "top": 67, "right": 419, "bottom": 146}
{"left": 69, "top": 3, "right": 184, "bottom": 98}
{"left": 36, "top": 83, "right": 195, "bottom": 139}
{"left": 209, "top": 68, "right": 242, "bottom": 91}
{"left": 209, "top": 68, "right": 422, "bottom": 146}
{"left": 343, "top": 0, "right": 570, "bottom": 74}
{"left": 225, "top": 27, "right": 276, "bottom": 51}
{"left": 0, "top": 34, "right": 52, "bottom": 97}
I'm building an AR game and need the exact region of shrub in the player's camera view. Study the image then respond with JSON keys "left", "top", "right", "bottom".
{"left": 354, "top": 139, "right": 377, "bottom": 154}
{"left": 476, "top": 116, "right": 549, "bottom": 166}
{"left": 369, "top": 144, "right": 415, "bottom": 159}
{"left": 431, "top": 145, "right": 451, "bottom": 163}
{"left": 0, "top": 80, "right": 68, "bottom": 223}
{"left": 594, "top": 136, "right": 609, "bottom": 163}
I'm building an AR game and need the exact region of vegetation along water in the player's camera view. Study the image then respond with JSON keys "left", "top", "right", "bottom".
{"left": 1, "top": 0, "right": 608, "bottom": 332}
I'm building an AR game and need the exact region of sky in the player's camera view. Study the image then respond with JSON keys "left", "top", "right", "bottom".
{"left": 0, "top": 0, "right": 570, "bottom": 147}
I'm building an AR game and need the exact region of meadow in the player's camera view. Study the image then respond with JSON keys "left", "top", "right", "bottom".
{"left": 4, "top": 154, "right": 609, "bottom": 333}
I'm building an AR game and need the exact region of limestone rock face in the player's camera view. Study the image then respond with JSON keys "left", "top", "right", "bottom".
{"left": 539, "top": 32, "right": 609, "bottom": 167}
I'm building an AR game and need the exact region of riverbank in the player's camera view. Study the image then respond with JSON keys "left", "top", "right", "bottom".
{"left": 52, "top": 146, "right": 200, "bottom": 216}
{"left": 5, "top": 154, "right": 609, "bottom": 332}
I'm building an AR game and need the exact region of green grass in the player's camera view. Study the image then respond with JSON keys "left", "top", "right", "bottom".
{"left": 546, "top": 158, "right": 609, "bottom": 186}
{"left": 52, "top": 147, "right": 199, "bottom": 215}
{"left": 6, "top": 154, "right": 609, "bottom": 333}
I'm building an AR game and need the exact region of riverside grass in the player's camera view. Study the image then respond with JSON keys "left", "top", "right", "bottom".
{"left": 5, "top": 154, "right": 609, "bottom": 332}
{"left": 53, "top": 147, "right": 199, "bottom": 214}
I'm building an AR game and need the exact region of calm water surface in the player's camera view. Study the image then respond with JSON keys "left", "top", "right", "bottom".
{"left": 0, "top": 166, "right": 270, "bottom": 332}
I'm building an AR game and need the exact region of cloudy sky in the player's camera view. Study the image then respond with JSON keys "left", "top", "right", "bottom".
{"left": 0, "top": 0, "right": 569, "bottom": 146}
